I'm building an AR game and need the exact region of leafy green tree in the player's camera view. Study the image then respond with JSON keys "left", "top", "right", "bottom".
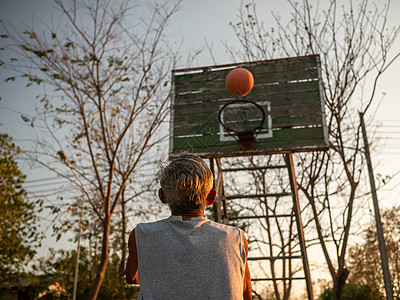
{"left": 0, "top": 133, "right": 42, "bottom": 279}
{"left": 347, "top": 206, "right": 400, "bottom": 298}
{"left": 30, "top": 247, "right": 139, "bottom": 299}
{"left": 319, "top": 282, "right": 383, "bottom": 300}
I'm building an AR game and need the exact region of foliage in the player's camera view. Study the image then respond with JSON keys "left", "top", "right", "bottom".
{"left": 347, "top": 206, "right": 400, "bottom": 298}
{"left": 0, "top": 133, "right": 42, "bottom": 280}
{"left": 1, "top": 0, "right": 186, "bottom": 297}
{"left": 34, "top": 247, "right": 139, "bottom": 299}
{"left": 0, "top": 247, "right": 139, "bottom": 299}
{"left": 319, "top": 282, "right": 383, "bottom": 300}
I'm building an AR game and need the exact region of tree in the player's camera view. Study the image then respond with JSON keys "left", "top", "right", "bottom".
{"left": 0, "top": 133, "right": 42, "bottom": 279}
{"left": 32, "top": 247, "right": 139, "bottom": 299}
{"left": 320, "top": 282, "right": 383, "bottom": 300}
{"left": 226, "top": 0, "right": 400, "bottom": 299}
{"left": 1, "top": 0, "right": 187, "bottom": 298}
{"left": 347, "top": 206, "right": 400, "bottom": 298}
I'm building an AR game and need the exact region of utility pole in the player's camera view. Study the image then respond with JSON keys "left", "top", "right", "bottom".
{"left": 57, "top": 151, "right": 85, "bottom": 300}
{"left": 72, "top": 200, "right": 83, "bottom": 300}
{"left": 359, "top": 112, "right": 393, "bottom": 300}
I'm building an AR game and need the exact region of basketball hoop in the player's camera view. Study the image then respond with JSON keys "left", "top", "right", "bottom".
{"left": 219, "top": 99, "right": 265, "bottom": 151}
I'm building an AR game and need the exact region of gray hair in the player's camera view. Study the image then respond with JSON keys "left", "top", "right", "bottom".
{"left": 158, "top": 153, "right": 213, "bottom": 213}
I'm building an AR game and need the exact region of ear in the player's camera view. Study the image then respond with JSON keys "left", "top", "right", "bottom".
{"left": 206, "top": 189, "right": 217, "bottom": 206}
{"left": 158, "top": 188, "right": 167, "bottom": 204}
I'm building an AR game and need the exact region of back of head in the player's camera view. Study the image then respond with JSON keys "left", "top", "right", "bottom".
{"left": 159, "top": 153, "right": 213, "bottom": 213}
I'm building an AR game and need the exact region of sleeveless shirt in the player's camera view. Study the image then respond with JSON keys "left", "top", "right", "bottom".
{"left": 135, "top": 215, "right": 247, "bottom": 300}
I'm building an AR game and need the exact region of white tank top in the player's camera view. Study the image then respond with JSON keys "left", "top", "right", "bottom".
{"left": 135, "top": 215, "right": 246, "bottom": 300}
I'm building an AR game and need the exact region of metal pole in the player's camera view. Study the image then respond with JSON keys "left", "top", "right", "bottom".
{"left": 57, "top": 152, "right": 85, "bottom": 300}
{"left": 72, "top": 200, "right": 83, "bottom": 300}
{"left": 216, "top": 158, "right": 228, "bottom": 224}
{"left": 359, "top": 112, "right": 393, "bottom": 300}
{"left": 209, "top": 158, "right": 222, "bottom": 223}
{"left": 285, "top": 153, "right": 314, "bottom": 300}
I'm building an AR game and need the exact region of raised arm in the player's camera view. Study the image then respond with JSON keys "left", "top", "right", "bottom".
{"left": 125, "top": 229, "right": 140, "bottom": 284}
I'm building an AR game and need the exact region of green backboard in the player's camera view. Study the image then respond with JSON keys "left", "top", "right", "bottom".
{"left": 170, "top": 55, "right": 329, "bottom": 158}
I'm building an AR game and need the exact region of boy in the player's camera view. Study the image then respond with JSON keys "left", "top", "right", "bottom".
{"left": 125, "top": 153, "right": 252, "bottom": 299}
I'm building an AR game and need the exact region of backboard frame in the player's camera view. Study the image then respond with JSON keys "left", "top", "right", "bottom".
{"left": 170, "top": 55, "right": 329, "bottom": 158}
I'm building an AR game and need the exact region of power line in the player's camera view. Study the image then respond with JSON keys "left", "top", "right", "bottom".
{"left": 25, "top": 175, "right": 74, "bottom": 184}
{"left": 25, "top": 180, "right": 72, "bottom": 189}
{"left": 28, "top": 186, "right": 77, "bottom": 194}
{"left": 375, "top": 140, "right": 400, "bottom": 143}
{"left": 22, "top": 171, "right": 155, "bottom": 189}
{"left": 375, "top": 120, "right": 400, "bottom": 123}
{"left": 378, "top": 152, "right": 400, "bottom": 155}
{"left": 26, "top": 191, "right": 69, "bottom": 200}
{"left": 372, "top": 126, "right": 400, "bottom": 129}
{"left": 374, "top": 131, "right": 400, "bottom": 135}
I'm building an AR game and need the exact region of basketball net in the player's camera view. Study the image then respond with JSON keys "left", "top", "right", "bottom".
{"left": 236, "top": 130, "right": 256, "bottom": 151}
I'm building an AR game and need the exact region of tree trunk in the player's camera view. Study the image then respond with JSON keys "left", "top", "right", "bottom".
{"left": 331, "top": 268, "right": 349, "bottom": 300}
{"left": 118, "top": 191, "right": 127, "bottom": 300}
{"left": 88, "top": 216, "right": 111, "bottom": 300}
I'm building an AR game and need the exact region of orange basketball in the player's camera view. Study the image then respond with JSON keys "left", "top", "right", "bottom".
{"left": 226, "top": 68, "right": 254, "bottom": 97}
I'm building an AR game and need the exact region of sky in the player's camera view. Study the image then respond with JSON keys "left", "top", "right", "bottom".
{"left": 1, "top": 0, "right": 400, "bottom": 291}
{"left": 1, "top": 0, "right": 399, "bottom": 202}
